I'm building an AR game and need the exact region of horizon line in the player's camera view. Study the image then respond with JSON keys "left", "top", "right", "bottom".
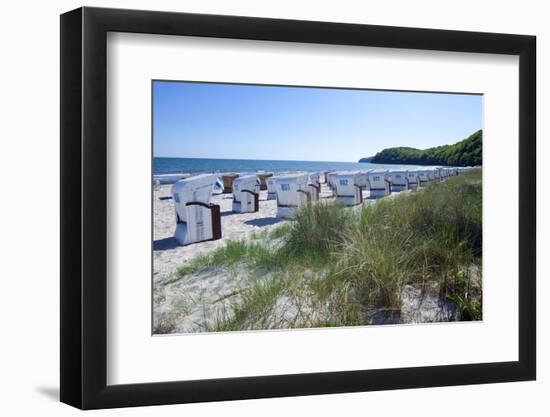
{"left": 153, "top": 155, "right": 366, "bottom": 164}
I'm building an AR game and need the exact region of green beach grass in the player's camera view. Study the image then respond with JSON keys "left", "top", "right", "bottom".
{"left": 158, "top": 169, "right": 482, "bottom": 333}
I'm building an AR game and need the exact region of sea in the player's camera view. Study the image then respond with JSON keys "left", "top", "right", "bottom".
{"left": 153, "top": 157, "right": 434, "bottom": 183}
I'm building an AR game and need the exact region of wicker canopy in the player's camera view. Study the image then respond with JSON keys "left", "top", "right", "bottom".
{"left": 257, "top": 172, "right": 273, "bottom": 190}
{"left": 221, "top": 173, "right": 239, "bottom": 193}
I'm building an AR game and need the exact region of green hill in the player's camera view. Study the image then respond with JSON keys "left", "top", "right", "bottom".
{"left": 359, "top": 130, "right": 482, "bottom": 167}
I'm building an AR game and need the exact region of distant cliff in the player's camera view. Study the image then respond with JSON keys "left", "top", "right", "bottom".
{"left": 359, "top": 130, "right": 482, "bottom": 167}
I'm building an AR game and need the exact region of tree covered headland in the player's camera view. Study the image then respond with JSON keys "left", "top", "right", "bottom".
{"left": 360, "top": 130, "right": 482, "bottom": 167}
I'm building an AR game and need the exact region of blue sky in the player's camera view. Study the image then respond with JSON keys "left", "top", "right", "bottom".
{"left": 153, "top": 81, "right": 482, "bottom": 162}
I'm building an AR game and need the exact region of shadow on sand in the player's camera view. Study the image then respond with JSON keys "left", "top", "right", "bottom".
{"left": 220, "top": 211, "right": 239, "bottom": 217}
{"left": 244, "top": 217, "right": 285, "bottom": 228}
{"left": 154, "top": 237, "right": 180, "bottom": 251}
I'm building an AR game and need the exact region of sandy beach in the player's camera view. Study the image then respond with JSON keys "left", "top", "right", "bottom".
{"left": 152, "top": 183, "right": 386, "bottom": 282}
{"left": 155, "top": 185, "right": 308, "bottom": 280}
{"left": 154, "top": 184, "right": 309, "bottom": 333}
{"left": 153, "top": 183, "right": 406, "bottom": 333}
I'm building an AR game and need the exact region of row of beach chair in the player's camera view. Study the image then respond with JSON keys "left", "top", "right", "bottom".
{"left": 169, "top": 167, "right": 472, "bottom": 245}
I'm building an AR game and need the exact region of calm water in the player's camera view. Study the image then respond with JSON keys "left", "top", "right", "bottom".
{"left": 154, "top": 157, "right": 433, "bottom": 177}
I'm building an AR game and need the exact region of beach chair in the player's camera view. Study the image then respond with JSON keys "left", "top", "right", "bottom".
{"left": 308, "top": 172, "right": 322, "bottom": 202}
{"left": 405, "top": 170, "right": 421, "bottom": 189}
{"left": 232, "top": 175, "right": 260, "bottom": 213}
{"left": 171, "top": 174, "right": 221, "bottom": 246}
{"left": 388, "top": 170, "right": 408, "bottom": 192}
{"left": 331, "top": 172, "right": 363, "bottom": 206}
{"left": 216, "top": 177, "right": 225, "bottom": 192}
{"left": 321, "top": 170, "right": 334, "bottom": 184}
{"left": 325, "top": 171, "right": 339, "bottom": 197}
{"left": 221, "top": 173, "right": 239, "bottom": 194}
{"left": 274, "top": 174, "right": 310, "bottom": 218}
{"left": 257, "top": 172, "right": 273, "bottom": 191}
{"left": 266, "top": 176, "right": 278, "bottom": 200}
{"left": 425, "top": 168, "right": 437, "bottom": 182}
{"left": 417, "top": 170, "right": 430, "bottom": 187}
{"left": 364, "top": 169, "right": 392, "bottom": 198}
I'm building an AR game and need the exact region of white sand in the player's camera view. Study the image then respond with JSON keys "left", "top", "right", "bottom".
{"left": 153, "top": 184, "right": 297, "bottom": 332}
{"left": 154, "top": 185, "right": 286, "bottom": 281}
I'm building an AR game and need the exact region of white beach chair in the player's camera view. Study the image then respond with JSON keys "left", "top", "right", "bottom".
{"left": 417, "top": 170, "right": 430, "bottom": 187}
{"left": 308, "top": 172, "right": 322, "bottom": 202}
{"left": 321, "top": 170, "right": 334, "bottom": 184}
{"left": 425, "top": 168, "right": 437, "bottom": 182}
{"left": 171, "top": 174, "right": 221, "bottom": 246}
{"left": 325, "top": 172, "right": 339, "bottom": 197}
{"left": 266, "top": 176, "right": 277, "bottom": 200}
{"left": 274, "top": 174, "right": 310, "bottom": 218}
{"left": 331, "top": 171, "right": 363, "bottom": 206}
{"left": 388, "top": 170, "right": 409, "bottom": 192}
{"left": 405, "top": 170, "right": 421, "bottom": 189}
{"left": 232, "top": 175, "right": 260, "bottom": 213}
{"left": 364, "top": 169, "right": 392, "bottom": 198}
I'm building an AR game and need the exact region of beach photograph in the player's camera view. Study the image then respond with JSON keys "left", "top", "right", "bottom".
{"left": 152, "top": 81, "right": 483, "bottom": 334}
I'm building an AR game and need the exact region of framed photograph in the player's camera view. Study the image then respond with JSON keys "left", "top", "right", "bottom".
{"left": 60, "top": 6, "right": 536, "bottom": 409}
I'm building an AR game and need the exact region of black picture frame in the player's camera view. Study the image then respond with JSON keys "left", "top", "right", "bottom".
{"left": 60, "top": 6, "right": 536, "bottom": 410}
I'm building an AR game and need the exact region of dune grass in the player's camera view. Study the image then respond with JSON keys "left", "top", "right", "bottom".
{"left": 170, "top": 170, "right": 482, "bottom": 331}
{"left": 175, "top": 240, "right": 282, "bottom": 278}
{"left": 325, "top": 170, "right": 482, "bottom": 320}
